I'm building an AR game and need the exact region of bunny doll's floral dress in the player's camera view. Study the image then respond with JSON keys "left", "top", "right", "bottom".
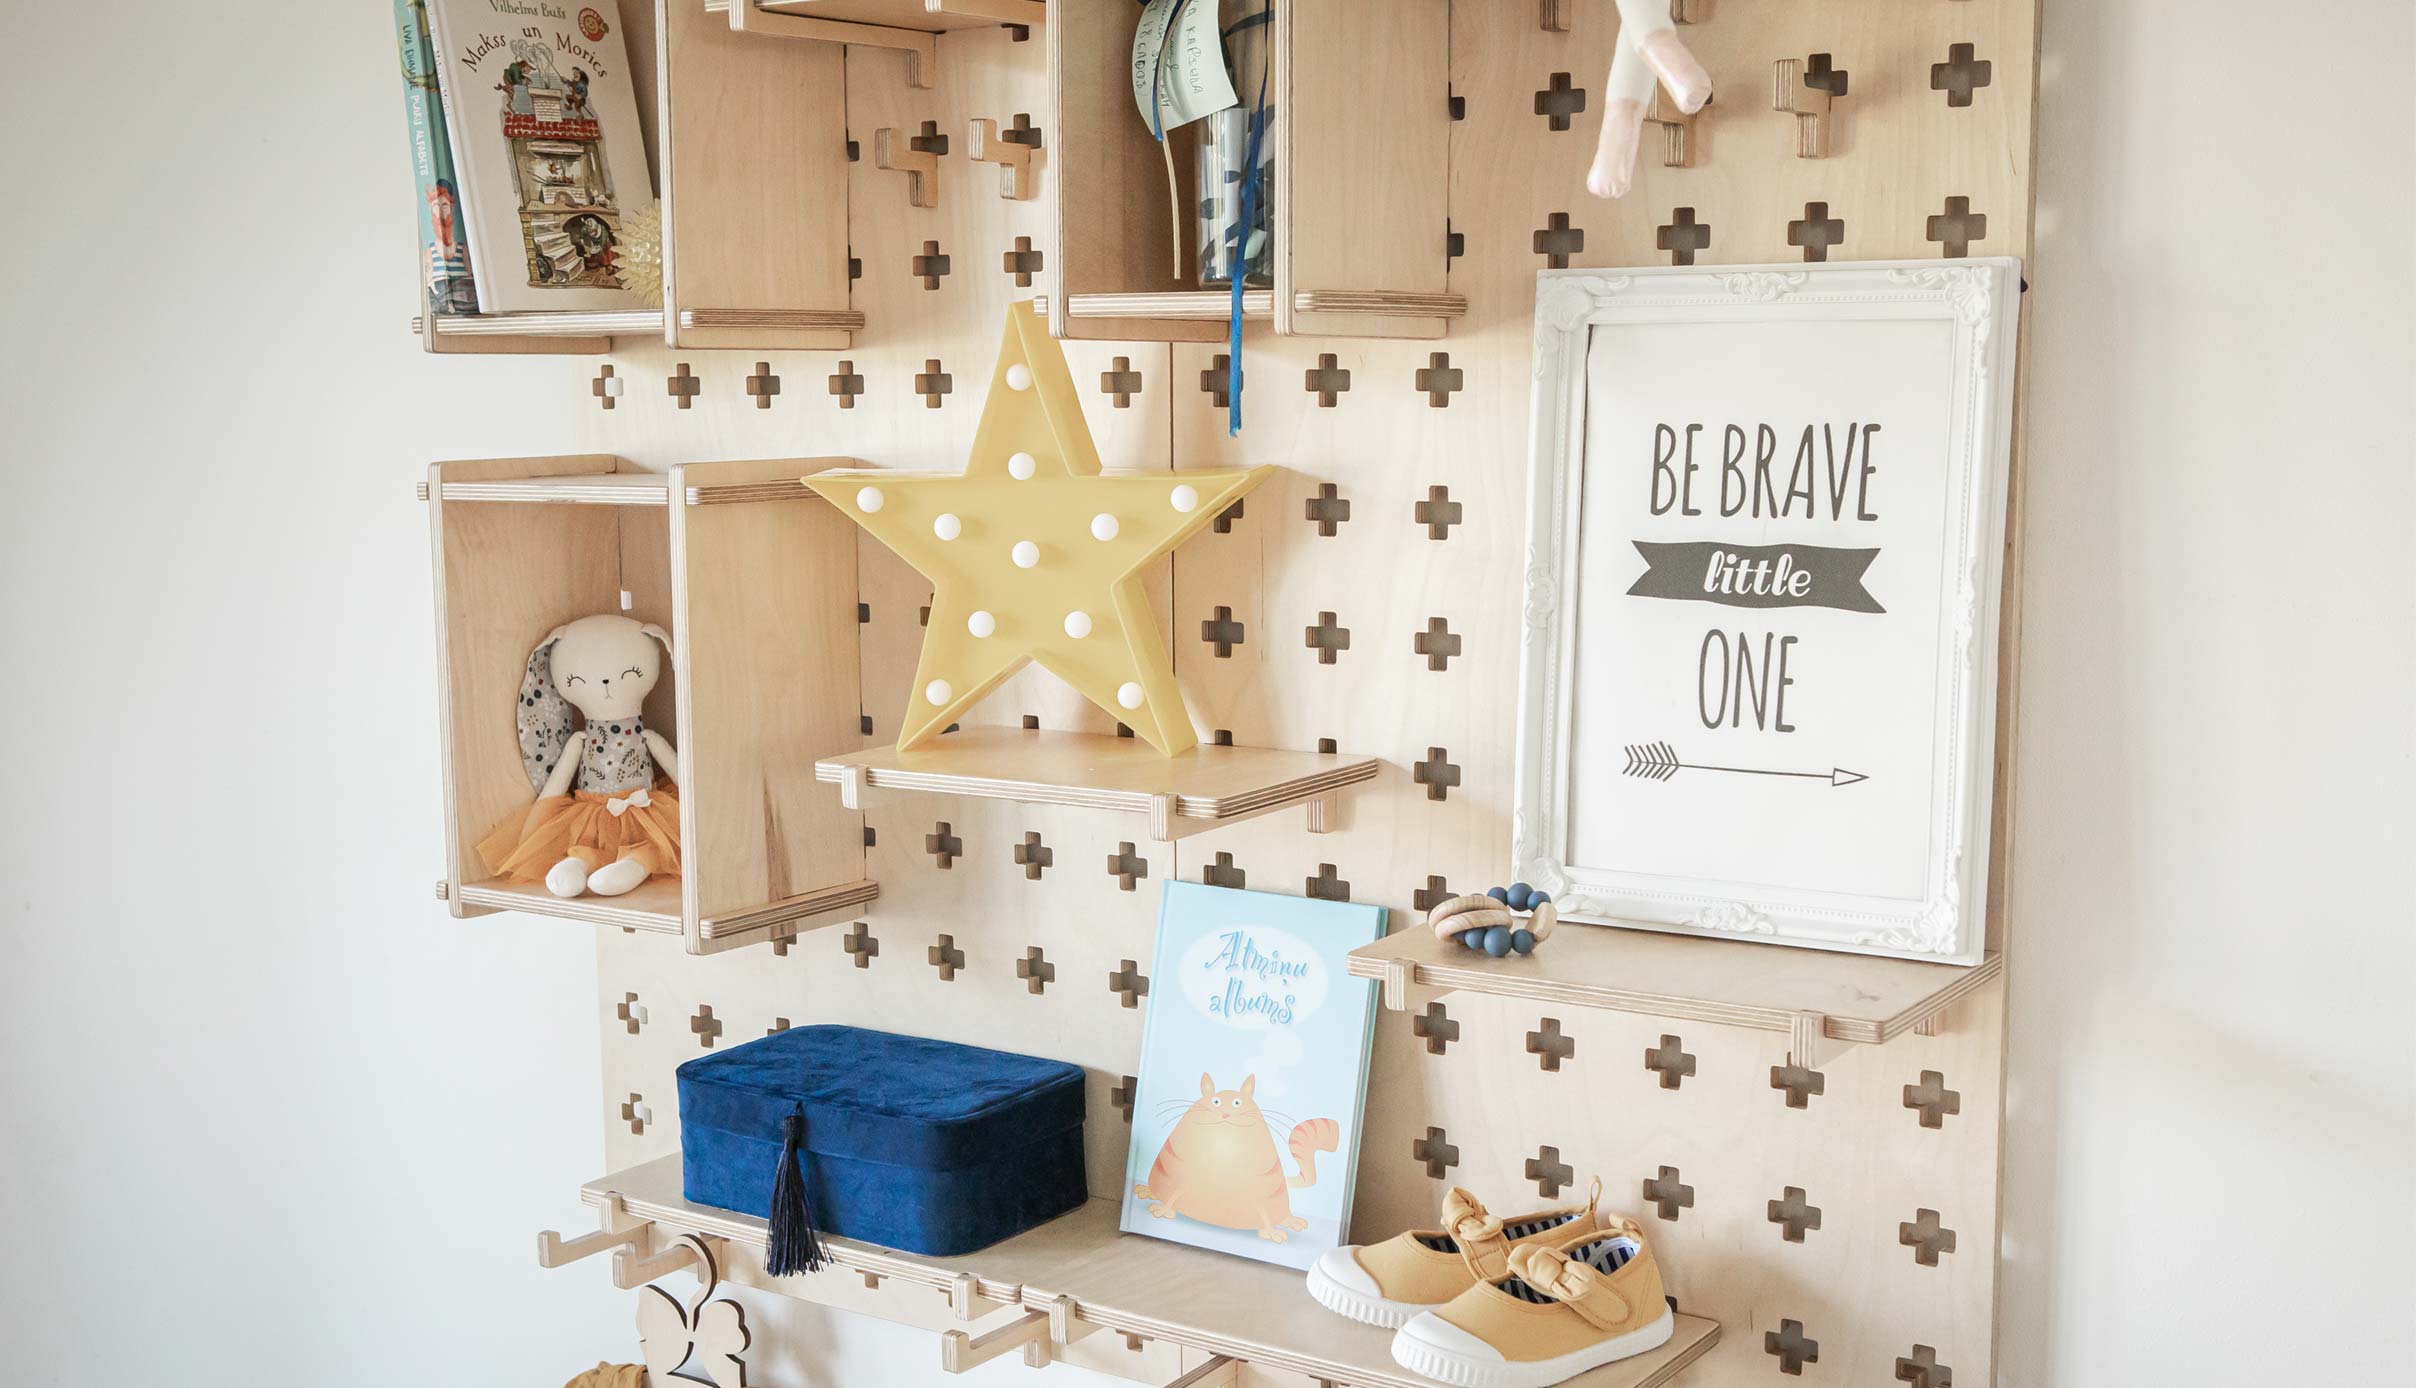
{"left": 477, "top": 718, "right": 684, "bottom": 883}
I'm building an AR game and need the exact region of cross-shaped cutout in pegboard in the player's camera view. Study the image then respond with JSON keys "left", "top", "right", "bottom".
{"left": 841, "top": 920, "right": 879, "bottom": 968}
{"left": 1765, "top": 1319, "right": 1820, "bottom": 1376}
{"left": 1107, "top": 842, "right": 1149, "bottom": 891}
{"left": 1897, "top": 1345, "right": 1953, "bottom": 1388}
{"left": 924, "top": 822, "right": 962, "bottom": 868}
{"left": 928, "top": 934, "right": 965, "bottom": 981}
{"left": 828, "top": 360, "right": 864, "bottom": 409}
{"left": 1414, "top": 875, "right": 1454, "bottom": 913}
{"left": 1931, "top": 42, "right": 1992, "bottom": 107}
{"left": 1534, "top": 212, "right": 1584, "bottom": 269}
{"left": 622, "top": 1093, "right": 650, "bottom": 1135}
{"left": 1767, "top": 1186, "right": 1823, "bottom": 1242}
{"left": 1642, "top": 1165, "right": 1694, "bottom": 1220}
{"left": 1414, "top": 352, "right": 1463, "bottom": 407}
{"left": 1199, "top": 353, "right": 1242, "bottom": 407}
{"left": 1004, "top": 235, "right": 1043, "bottom": 287}
{"left": 1771, "top": 1062, "right": 1826, "bottom": 1108}
{"left": 1414, "top": 617, "right": 1461, "bottom": 671}
{"left": 1212, "top": 499, "right": 1244, "bottom": 534}
{"left": 849, "top": 251, "right": 862, "bottom": 280}
{"left": 1303, "top": 353, "right": 1352, "bottom": 407}
{"left": 1657, "top": 207, "right": 1711, "bottom": 266}
{"left": 1526, "top": 1018, "right": 1576, "bottom": 1072}
{"left": 1200, "top": 605, "right": 1245, "bottom": 657}
{"left": 1525, "top": 1146, "right": 1575, "bottom": 1198}
{"left": 1417, "top": 485, "right": 1463, "bottom": 540}
{"left": 1305, "top": 611, "right": 1351, "bottom": 664}
{"left": 1411, "top": 1000, "right": 1458, "bottom": 1054}
{"left": 745, "top": 362, "right": 780, "bottom": 409}
{"left": 1801, "top": 52, "right": 1849, "bottom": 98}
{"left": 1644, "top": 1034, "right": 1695, "bottom": 1089}
{"left": 617, "top": 992, "right": 646, "bottom": 1035}
{"left": 1202, "top": 851, "right": 1246, "bottom": 889}
{"left": 1305, "top": 863, "right": 1351, "bottom": 902}
{"left": 909, "top": 118, "right": 949, "bottom": 156}
{"left": 912, "top": 239, "right": 952, "bottom": 290}
{"left": 591, "top": 364, "right": 623, "bottom": 410}
{"left": 1016, "top": 946, "right": 1055, "bottom": 995}
{"left": 1447, "top": 222, "right": 1464, "bottom": 260}
{"left": 1099, "top": 355, "right": 1141, "bottom": 407}
{"left": 912, "top": 359, "right": 954, "bottom": 408}
{"left": 1533, "top": 71, "right": 1586, "bottom": 131}
{"left": 1013, "top": 831, "right": 1053, "bottom": 880}
{"left": 667, "top": 363, "right": 701, "bottom": 408}
{"left": 1926, "top": 196, "right": 1988, "bottom": 258}
{"left": 690, "top": 1005, "right": 723, "bottom": 1049}
{"left": 1905, "top": 1070, "right": 1962, "bottom": 1127}
{"left": 1111, "top": 1075, "right": 1137, "bottom": 1124}
{"left": 1414, "top": 746, "right": 1461, "bottom": 801}
{"left": 1899, "top": 1208, "right": 1958, "bottom": 1266}
{"left": 1303, "top": 482, "right": 1351, "bottom": 537}
{"left": 1107, "top": 960, "right": 1150, "bottom": 1008}
{"left": 1413, "top": 1127, "right": 1460, "bottom": 1179}
{"left": 1788, "top": 202, "right": 1846, "bottom": 262}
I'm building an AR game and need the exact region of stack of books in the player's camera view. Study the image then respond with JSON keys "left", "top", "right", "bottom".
{"left": 392, "top": 0, "right": 652, "bottom": 319}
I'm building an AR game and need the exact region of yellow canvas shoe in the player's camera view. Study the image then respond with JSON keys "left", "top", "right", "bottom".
{"left": 1388, "top": 1218, "right": 1674, "bottom": 1388}
{"left": 1305, "top": 1183, "right": 1605, "bottom": 1329}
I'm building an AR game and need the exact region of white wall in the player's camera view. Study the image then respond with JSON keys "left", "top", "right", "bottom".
{"left": 2001, "top": 0, "right": 2415, "bottom": 1382}
{"left": 1, "top": 1, "right": 2406, "bottom": 1384}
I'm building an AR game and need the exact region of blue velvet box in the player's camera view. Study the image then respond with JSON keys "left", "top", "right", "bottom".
{"left": 676, "top": 1025, "right": 1088, "bottom": 1257}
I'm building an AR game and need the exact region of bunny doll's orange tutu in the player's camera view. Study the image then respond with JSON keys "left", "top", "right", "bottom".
{"left": 477, "top": 781, "right": 684, "bottom": 883}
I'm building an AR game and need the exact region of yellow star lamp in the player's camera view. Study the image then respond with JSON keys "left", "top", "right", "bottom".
{"left": 805, "top": 303, "right": 1271, "bottom": 756}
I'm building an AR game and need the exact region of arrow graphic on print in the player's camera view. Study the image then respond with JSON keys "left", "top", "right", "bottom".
{"left": 1622, "top": 740, "right": 1868, "bottom": 788}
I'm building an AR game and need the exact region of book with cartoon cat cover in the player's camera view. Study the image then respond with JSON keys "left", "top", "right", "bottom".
{"left": 422, "top": 0, "right": 651, "bottom": 313}
{"left": 1119, "top": 881, "right": 1386, "bottom": 1271}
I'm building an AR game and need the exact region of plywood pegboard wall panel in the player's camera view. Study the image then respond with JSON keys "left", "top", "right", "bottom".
{"left": 449, "top": 5, "right": 2040, "bottom": 1385}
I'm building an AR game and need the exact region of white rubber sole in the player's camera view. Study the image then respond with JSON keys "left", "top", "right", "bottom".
{"left": 1389, "top": 1311, "right": 1675, "bottom": 1388}
{"left": 1303, "top": 1258, "right": 1439, "bottom": 1329}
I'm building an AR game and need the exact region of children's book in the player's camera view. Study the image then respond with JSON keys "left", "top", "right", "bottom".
{"left": 1120, "top": 881, "right": 1386, "bottom": 1271}
{"left": 394, "top": 0, "right": 478, "bottom": 316}
{"left": 422, "top": 0, "right": 651, "bottom": 313}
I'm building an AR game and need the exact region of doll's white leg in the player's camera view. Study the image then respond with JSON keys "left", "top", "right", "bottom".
{"left": 1588, "top": 39, "right": 1659, "bottom": 198}
{"left": 587, "top": 854, "right": 653, "bottom": 897}
{"left": 546, "top": 856, "right": 593, "bottom": 898}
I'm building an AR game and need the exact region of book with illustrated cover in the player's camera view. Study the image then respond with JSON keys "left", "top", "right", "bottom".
{"left": 1119, "top": 881, "right": 1386, "bottom": 1271}
{"left": 394, "top": 0, "right": 478, "bottom": 316}
{"left": 422, "top": 0, "right": 651, "bottom": 314}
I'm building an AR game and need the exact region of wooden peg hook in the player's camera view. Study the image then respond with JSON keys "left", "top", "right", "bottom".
{"left": 873, "top": 127, "right": 939, "bottom": 209}
{"left": 1642, "top": 87, "right": 1697, "bottom": 168}
{"left": 1773, "top": 55, "right": 1849, "bottom": 158}
{"left": 536, "top": 1194, "right": 647, "bottom": 1268}
{"left": 968, "top": 118, "right": 1037, "bottom": 200}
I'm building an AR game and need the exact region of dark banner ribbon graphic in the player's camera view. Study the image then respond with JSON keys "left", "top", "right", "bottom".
{"left": 1626, "top": 541, "right": 1885, "bottom": 613}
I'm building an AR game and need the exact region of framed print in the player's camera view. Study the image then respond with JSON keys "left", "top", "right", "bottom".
{"left": 1514, "top": 261, "right": 2022, "bottom": 964}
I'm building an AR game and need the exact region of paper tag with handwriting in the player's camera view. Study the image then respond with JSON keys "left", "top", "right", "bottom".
{"left": 1131, "top": 0, "right": 1238, "bottom": 132}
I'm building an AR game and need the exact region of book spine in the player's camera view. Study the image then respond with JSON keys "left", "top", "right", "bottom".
{"left": 403, "top": 0, "right": 483, "bottom": 315}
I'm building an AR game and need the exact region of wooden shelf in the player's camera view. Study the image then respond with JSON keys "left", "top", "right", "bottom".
{"left": 815, "top": 728, "right": 1380, "bottom": 842}
{"left": 1351, "top": 926, "right": 2004, "bottom": 1067}
{"left": 1048, "top": 0, "right": 1455, "bottom": 341}
{"left": 427, "top": 455, "right": 874, "bottom": 954}
{"left": 569, "top": 1155, "right": 1719, "bottom": 1388}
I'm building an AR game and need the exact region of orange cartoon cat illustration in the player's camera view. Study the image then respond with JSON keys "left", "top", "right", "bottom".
{"left": 1132, "top": 1073, "right": 1340, "bottom": 1242}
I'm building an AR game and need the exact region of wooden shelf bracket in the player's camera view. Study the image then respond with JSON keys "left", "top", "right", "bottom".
{"left": 537, "top": 1193, "right": 650, "bottom": 1268}
{"left": 941, "top": 1308, "right": 1051, "bottom": 1373}
{"left": 873, "top": 126, "right": 942, "bottom": 208}
{"left": 968, "top": 117, "right": 1039, "bottom": 200}
{"left": 712, "top": 0, "right": 939, "bottom": 88}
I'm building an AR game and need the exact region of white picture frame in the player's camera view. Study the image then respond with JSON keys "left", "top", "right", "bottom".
{"left": 1513, "top": 260, "right": 2022, "bottom": 965}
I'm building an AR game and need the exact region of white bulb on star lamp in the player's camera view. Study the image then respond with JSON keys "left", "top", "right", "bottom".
{"left": 1008, "top": 452, "right": 1037, "bottom": 480}
{"left": 925, "top": 680, "right": 953, "bottom": 705}
{"left": 1169, "top": 484, "right": 1198, "bottom": 513}
{"left": 1116, "top": 682, "right": 1145, "bottom": 710}
{"left": 967, "top": 610, "right": 996, "bottom": 638}
{"left": 1005, "top": 363, "right": 1033, "bottom": 391}
{"left": 1090, "top": 513, "right": 1119, "bottom": 541}
{"left": 1011, "top": 540, "right": 1040, "bottom": 568}
{"left": 933, "top": 513, "right": 962, "bottom": 541}
{"left": 856, "top": 486, "right": 885, "bottom": 513}
{"left": 1063, "top": 611, "right": 1093, "bottom": 639}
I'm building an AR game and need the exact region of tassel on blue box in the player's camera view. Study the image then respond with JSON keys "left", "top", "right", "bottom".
{"left": 676, "top": 1025, "right": 1088, "bottom": 1265}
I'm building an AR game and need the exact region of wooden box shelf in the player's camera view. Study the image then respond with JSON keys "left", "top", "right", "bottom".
{"left": 1048, "top": 0, "right": 1461, "bottom": 341}
{"left": 1350, "top": 926, "right": 2004, "bottom": 1069}
{"left": 562, "top": 1154, "right": 1720, "bottom": 1388}
{"left": 814, "top": 727, "right": 1379, "bottom": 842}
{"left": 427, "top": 454, "right": 875, "bottom": 954}
{"left": 412, "top": 0, "right": 860, "bottom": 354}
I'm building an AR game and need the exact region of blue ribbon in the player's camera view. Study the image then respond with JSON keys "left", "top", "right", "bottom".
{"left": 1227, "top": 4, "right": 1269, "bottom": 437}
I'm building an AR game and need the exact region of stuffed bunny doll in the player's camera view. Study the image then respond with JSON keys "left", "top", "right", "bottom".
{"left": 475, "top": 614, "right": 683, "bottom": 899}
